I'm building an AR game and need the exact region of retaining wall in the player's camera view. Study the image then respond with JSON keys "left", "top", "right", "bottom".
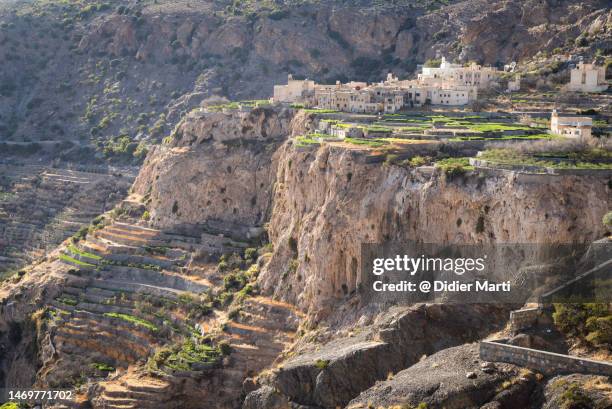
{"left": 470, "top": 159, "right": 612, "bottom": 177}
{"left": 509, "top": 308, "right": 541, "bottom": 332}
{"left": 480, "top": 341, "right": 612, "bottom": 376}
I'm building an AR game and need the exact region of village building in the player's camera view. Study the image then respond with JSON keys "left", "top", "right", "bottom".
{"left": 273, "top": 74, "right": 315, "bottom": 103}
{"left": 272, "top": 57, "right": 501, "bottom": 113}
{"left": 417, "top": 57, "right": 500, "bottom": 90}
{"left": 550, "top": 109, "right": 592, "bottom": 139}
{"left": 329, "top": 125, "right": 363, "bottom": 139}
{"left": 566, "top": 61, "right": 608, "bottom": 93}
{"left": 507, "top": 75, "right": 521, "bottom": 92}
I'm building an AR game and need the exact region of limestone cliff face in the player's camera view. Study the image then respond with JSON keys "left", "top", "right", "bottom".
{"left": 134, "top": 107, "right": 610, "bottom": 315}
{"left": 132, "top": 107, "right": 298, "bottom": 234}
{"left": 259, "top": 142, "right": 610, "bottom": 313}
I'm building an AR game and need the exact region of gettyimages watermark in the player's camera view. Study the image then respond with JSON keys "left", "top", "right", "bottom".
{"left": 359, "top": 241, "right": 611, "bottom": 304}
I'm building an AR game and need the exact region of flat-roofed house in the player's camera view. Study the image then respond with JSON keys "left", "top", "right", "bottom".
{"left": 567, "top": 62, "right": 608, "bottom": 93}
{"left": 418, "top": 57, "right": 500, "bottom": 90}
{"left": 273, "top": 74, "right": 316, "bottom": 104}
{"left": 550, "top": 109, "right": 593, "bottom": 139}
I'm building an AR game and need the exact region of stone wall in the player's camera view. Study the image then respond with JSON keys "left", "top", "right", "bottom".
{"left": 480, "top": 341, "right": 612, "bottom": 376}
{"left": 509, "top": 307, "right": 541, "bottom": 332}
{"left": 470, "top": 158, "right": 612, "bottom": 177}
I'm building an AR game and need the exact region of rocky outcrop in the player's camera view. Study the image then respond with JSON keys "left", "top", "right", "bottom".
{"left": 248, "top": 304, "right": 510, "bottom": 409}
{"left": 542, "top": 374, "right": 612, "bottom": 409}
{"left": 2, "top": 105, "right": 610, "bottom": 408}
{"left": 132, "top": 107, "right": 296, "bottom": 235}
{"left": 347, "top": 343, "right": 537, "bottom": 409}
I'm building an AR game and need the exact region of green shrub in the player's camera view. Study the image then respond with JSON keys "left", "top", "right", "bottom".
{"left": 585, "top": 315, "right": 612, "bottom": 345}
{"left": 314, "top": 359, "right": 329, "bottom": 370}
{"left": 148, "top": 339, "right": 222, "bottom": 372}
{"left": 288, "top": 237, "right": 298, "bottom": 253}
{"left": 218, "top": 341, "right": 232, "bottom": 356}
{"left": 72, "top": 225, "right": 89, "bottom": 241}
{"left": 553, "top": 303, "right": 611, "bottom": 346}
{"left": 575, "top": 36, "right": 589, "bottom": 47}
{"left": 560, "top": 383, "right": 593, "bottom": 409}
{"left": 409, "top": 156, "right": 428, "bottom": 167}
{"left": 384, "top": 154, "right": 399, "bottom": 166}
{"left": 223, "top": 270, "right": 248, "bottom": 291}
{"left": 424, "top": 58, "right": 441, "bottom": 68}
{"left": 435, "top": 157, "right": 474, "bottom": 176}
{"left": 244, "top": 247, "right": 257, "bottom": 262}
{"left": 602, "top": 211, "right": 612, "bottom": 228}
{"left": 91, "top": 362, "right": 115, "bottom": 372}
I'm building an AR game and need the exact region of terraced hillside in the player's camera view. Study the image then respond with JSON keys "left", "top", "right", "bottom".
{"left": 0, "top": 164, "right": 135, "bottom": 274}
{"left": 13, "top": 205, "right": 302, "bottom": 408}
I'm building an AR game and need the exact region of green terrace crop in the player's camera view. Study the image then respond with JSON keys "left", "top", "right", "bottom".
{"left": 59, "top": 253, "right": 96, "bottom": 267}
{"left": 435, "top": 157, "right": 475, "bottom": 174}
{"left": 67, "top": 244, "right": 102, "bottom": 260}
{"left": 344, "top": 137, "right": 389, "bottom": 147}
{"left": 206, "top": 100, "right": 272, "bottom": 112}
{"left": 450, "top": 134, "right": 554, "bottom": 141}
{"left": 103, "top": 312, "right": 159, "bottom": 332}
{"left": 295, "top": 135, "right": 321, "bottom": 147}
{"left": 479, "top": 148, "right": 612, "bottom": 169}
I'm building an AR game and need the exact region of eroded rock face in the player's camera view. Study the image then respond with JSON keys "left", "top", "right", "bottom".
{"left": 0, "top": 258, "right": 71, "bottom": 387}
{"left": 132, "top": 107, "right": 295, "bottom": 234}
{"left": 260, "top": 138, "right": 610, "bottom": 313}
{"left": 252, "top": 304, "right": 510, "bottom": 409}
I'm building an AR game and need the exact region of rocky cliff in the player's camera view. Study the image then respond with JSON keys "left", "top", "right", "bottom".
{"left": 135, "top": 107, "right": 610, "bottom": 315}
{"left": 131, "top": 106, "right": 297, "bottom": 234}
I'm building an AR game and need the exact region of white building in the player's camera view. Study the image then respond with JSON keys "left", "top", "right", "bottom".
{"left": 507, "top": 75, "right": 521, "bottom": 92}
{"left": 567, "top": 62, "right": 607, "bottom": 93}
{"left": 550, "top": 110, "right": 592, "bottom": 139}
{"left": 418, "top": 57, "right": 500, "bottom": 90}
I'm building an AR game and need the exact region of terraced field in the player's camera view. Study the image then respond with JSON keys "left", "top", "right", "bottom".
{"left": 38, "top": 211, "right": 301, "bottom": 408}
{"left": 0, "top": 164, "right": 135, "bottom": 274}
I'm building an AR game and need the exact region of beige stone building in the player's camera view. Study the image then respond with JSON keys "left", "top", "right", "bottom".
{"left": 550, "top": 110, "right": 592, "bottom": 139}
{"left": 273, "top": 74, "right": 315, "bottom": 103}
{"left": 417, "top": 57, "right": 500, "bottom": 90}
{"left": 567, "top": 61, "right": 608, "bottom": 93}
